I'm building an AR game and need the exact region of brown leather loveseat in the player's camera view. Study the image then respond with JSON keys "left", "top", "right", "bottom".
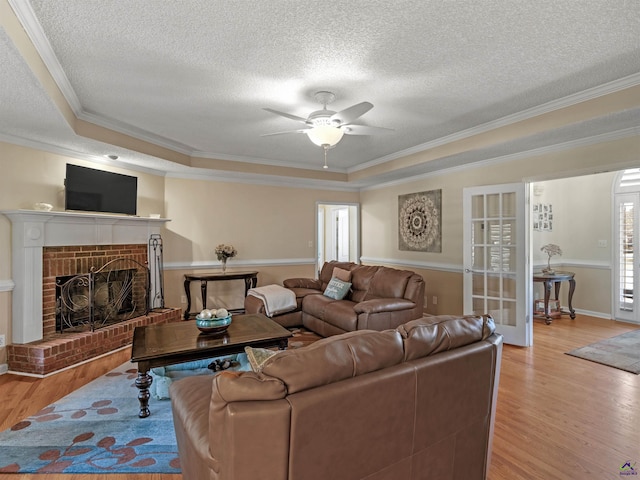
{"left": 170, "top": 314, "right": 502, "bottom": 480}
{"left": 245, "top": 261, "right": 425, "bottom": 337}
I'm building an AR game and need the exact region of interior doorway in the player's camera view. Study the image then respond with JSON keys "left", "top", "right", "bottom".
{"left": 316, "top": 202, "right": 360, "bottom": 275}
{"left": 613, "top": 168, "right": 640, "bottom": 324}
{"left": 529, "top": 170, "right": 627, "bottom": 327}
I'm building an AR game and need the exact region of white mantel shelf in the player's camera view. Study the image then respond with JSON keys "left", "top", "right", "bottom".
{"left": 1, "top": 210, "right": 170, "bottom": 247}
{"left": 1, "top": 210, "right": 170, "bottom": 344}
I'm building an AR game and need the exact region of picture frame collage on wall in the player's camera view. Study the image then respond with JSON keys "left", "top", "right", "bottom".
{"left": 533, "top": 203, "right": 553, "bottom": 231}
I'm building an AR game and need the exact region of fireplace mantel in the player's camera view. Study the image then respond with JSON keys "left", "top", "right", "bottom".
{"left": 1, "top": 210, "right": 170, "bottom": 344}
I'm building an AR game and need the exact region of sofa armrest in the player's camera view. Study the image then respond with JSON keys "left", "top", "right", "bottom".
{"left": 354, "top": 298, "right": 416, "bottom": 314}
{"left": 283, "top": 277, "right": 322, "bottom": 290}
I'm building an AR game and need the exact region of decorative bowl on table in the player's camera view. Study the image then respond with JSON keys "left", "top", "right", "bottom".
{"left": 195, "top": 313, "right": 232, "bottom": 334}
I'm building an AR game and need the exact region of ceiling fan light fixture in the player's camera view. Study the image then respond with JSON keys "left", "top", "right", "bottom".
{"left": 306, "top": 125, "right": 344, "bottom": 147}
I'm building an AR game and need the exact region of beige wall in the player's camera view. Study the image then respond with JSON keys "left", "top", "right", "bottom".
{"left": 161, "top": 177, "right": 358, "bottom": 311}
{"left": 360, "top": 135, "right": 639, "bottom": 318}
{"left": 532, "top": 172, "right": 615, "bottom": 265}
{"left": 531, "top": 172, "right": 615, "bottom": 315}
{"left": 0, "top": 133, "right": 637, "bottom": 364}
{"left": 0, "top": 143, "right": 360, "bottom": 357}
{"left": 0, "top": 142, "right": 166, "bottom": 362}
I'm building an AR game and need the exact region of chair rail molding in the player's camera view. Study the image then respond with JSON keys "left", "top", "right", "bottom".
{"left": 0, "top": 279, "right": 15, "bottom": 292}
{"left": 163, "top": 258, "right": 316, "bottom": 270}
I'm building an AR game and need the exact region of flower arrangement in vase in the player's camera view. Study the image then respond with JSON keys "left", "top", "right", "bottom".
{"left": 215, "top": 244, "right": 237, "bottom": 273}
{"left": 540, "top": 243, "right": 562, "bottom": 274}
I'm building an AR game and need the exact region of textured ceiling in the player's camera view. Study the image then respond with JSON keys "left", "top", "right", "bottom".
{"left": 1, "top": 0, "right": 639, "bottom": 188}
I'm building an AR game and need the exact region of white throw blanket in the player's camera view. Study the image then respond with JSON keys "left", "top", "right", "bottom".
{"left": 247, "top": 284, "right": 297, "bottom": 317}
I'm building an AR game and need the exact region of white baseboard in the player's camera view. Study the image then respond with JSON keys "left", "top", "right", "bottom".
{"left": 572, "top": 308, "right": 611, "bottom": 319}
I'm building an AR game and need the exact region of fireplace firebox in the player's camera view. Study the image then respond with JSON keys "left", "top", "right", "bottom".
{"left": 55, "top": 258, "right": 150, "bottom": 333}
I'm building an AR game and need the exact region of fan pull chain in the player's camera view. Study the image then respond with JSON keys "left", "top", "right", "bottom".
{"left": 323, "top": 146, "right": 329, "bottom": 169}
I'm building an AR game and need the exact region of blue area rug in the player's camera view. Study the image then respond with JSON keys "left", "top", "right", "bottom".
{"left": 0, "top": 362, "right": 183, "bottom": 474}
{"left": 0, "top": 327, "right": 321, "bottom": 473}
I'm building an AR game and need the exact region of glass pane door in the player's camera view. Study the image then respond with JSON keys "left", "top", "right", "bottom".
{"left": 614, "top": 193, "right": 639, "bottom": 322}
{"left": 464, "top": 183, "right": 530, "bottom": 346}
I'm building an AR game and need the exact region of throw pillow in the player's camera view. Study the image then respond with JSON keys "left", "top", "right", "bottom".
{"left": 245, "top": 346, "right": 279, "bottom": 372}
{"left": 323, "top": 277, "right": 352, "bottom": 300}
{"left": 332, "top": 267, "right": 352, "bottom": 282}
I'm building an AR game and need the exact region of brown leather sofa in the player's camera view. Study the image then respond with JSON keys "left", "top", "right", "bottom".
{"left": 244, "top": 261, "right": 425, "bottom": 336}
{"left": 170, "top": 314, "right": 502, "bottom": 480}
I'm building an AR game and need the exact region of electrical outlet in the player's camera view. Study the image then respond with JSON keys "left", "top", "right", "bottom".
{"left": 0, "top": 334, "right": 5, "bottom": 348}
{"left": 180, "top": 295, "right": 187, "bottom": 304}
{"left": 432, "top": 296, "right": 438, "bottom": 305}
{"left": 597, "top": 239, "right": 608, "bottom": 248}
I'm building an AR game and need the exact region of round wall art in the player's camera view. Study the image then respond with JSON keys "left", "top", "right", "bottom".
{"left": 398, "top": 189, "right": 442, "bottom": 252}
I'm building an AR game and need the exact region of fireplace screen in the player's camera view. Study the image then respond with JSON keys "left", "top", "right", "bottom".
{"left": 56, "top": 258, "right": 150, "bottom": 333}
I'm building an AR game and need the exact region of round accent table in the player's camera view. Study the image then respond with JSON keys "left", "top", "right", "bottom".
{"left": 533, "top": 271, "right": 576, "bottom": 324}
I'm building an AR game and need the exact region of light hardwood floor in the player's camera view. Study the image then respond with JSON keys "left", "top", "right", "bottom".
{"left": 0, "top": 314, "right": 638, "bottom": 480}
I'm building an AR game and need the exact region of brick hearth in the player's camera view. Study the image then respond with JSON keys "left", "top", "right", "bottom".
{"left": 7, "top": 308, "right": 182, "bottom": 376}
{"left": 2, "top": 210, "right": 172, "bottom": 374}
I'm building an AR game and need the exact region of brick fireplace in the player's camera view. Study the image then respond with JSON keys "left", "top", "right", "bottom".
{"left": 2, "top": 210, "right": 180, "bottom": 376}
{"left": 44, "top": 244, "right": 148, "bottom": 337}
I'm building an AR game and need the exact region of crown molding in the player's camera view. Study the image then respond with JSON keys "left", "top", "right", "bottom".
{"left": 351, "top": 72, "right": 640, "bottom": 173}
{"left": 166, "top": 169, "right": 361, "bottom": 192}
{"left": 8, "top": 0, "right": 640, "bottom": 190}
{"left": 362, "top": 126, "right": 640, "bottom": 191}
{"left": 0, "top": 132, "right": 168, "bottom": 177}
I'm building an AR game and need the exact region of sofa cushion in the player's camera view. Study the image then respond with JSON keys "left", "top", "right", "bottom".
{"left": 262, "top": 329, "right": 404, "bottom": 394}
{"left": 303, "top": 295, "right": 358, "bottom": 330}
{"left": 332, "top": 267, "right": 352, "bottom": 282}
{"left": 398, "top": 314, "right": 496, "bottom": 361}
{"left": 350, "top": 265, "right": 380, "bottom": 302}
{"left": 365, "top": 267, "right": 413, "bottom": 300}
{"left": 323, "top": 277, "right": 352, "bottom": 300}
{"left": 303, "top": 293, "right": 333, "bottom": 319}
{"left": 245, "top": 346, "right": 279, "bottom": 372}
{"left": 319, "top": 261, "right": 357, "bottom": 289}
{"left": 212, "top": 370, "right": 287, "bottom": 402}
{"left": 322, "top": 301, "right": 358, "bottom": 331}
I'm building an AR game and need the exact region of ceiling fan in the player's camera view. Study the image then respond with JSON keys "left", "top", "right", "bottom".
{"left": 262, "top": 91, "right": 393, "bottom": 168}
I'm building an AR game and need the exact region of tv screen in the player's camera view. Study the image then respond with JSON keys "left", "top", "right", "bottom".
{"left": 65, "top": 164, "right": 137, "bottom": 215}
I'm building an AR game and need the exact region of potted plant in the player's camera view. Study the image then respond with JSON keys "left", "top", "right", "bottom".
{"left": 215, "top": 244, "right": 237, "bottom": 273}
{"left": 540, "top": 243, "right": 562, "bottom": 274}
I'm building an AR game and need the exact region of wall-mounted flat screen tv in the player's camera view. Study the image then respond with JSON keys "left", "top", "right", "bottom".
{"left": 65, "top": 164, "right": 138, "bottom": 215}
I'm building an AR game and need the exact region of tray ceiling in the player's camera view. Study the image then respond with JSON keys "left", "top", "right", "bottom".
{"left": 1, "top": 0, "right": 639, "bottom": 189}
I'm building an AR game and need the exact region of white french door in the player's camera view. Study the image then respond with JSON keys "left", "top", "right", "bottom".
{"left": 614, "top": 193, "right": 640, "bottom": 323}
{"left": 463, "top": 183, "right": 531, "bottom": 346}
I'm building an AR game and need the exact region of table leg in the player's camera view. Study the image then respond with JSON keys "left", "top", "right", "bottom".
{"left": 135, "top": 369, "right": 153, "bottom": 418}
{"left": 567, "top": 278, "right": 576, "bottom": 319}
{"left": 200, "top": 280, "right": 208, "bottom": 309}
{"left": 243, "top": 275, "right": 258, "bottom": 296}
{"left": 184, "top": 279, "right": 192, "bottom": 320}
{"left": 543, "top": 280, "right": 553, "bottom": 324}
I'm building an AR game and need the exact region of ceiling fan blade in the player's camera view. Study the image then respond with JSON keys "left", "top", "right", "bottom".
{"left": 260, "top": 128, "right": 310, "bottom": 137}
{"left": 341, "top": 124, "right": 394, "bottom": 135}
{"left": 263, "top": 108, "right": 309, "bottom": 124}
{"left": 330, "top": 102, "right": 373, "bottom": 125}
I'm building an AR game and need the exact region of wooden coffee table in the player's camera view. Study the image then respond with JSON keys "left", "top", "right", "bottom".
{"left": 131, "top": 313, "right": 292, "bottom": 418}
